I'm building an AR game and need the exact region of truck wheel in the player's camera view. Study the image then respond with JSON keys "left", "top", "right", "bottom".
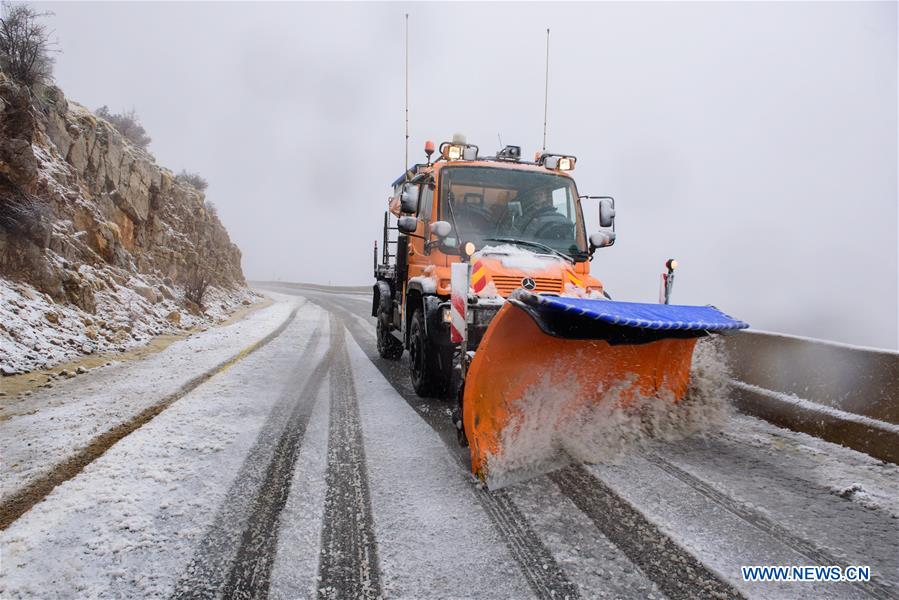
{"left": 409, "top": 309, "right": 451, "bottom": 397}
{"left": 376, "top": 315, "right": 403, "bottom": 359}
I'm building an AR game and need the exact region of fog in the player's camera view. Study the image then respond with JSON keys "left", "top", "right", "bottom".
{"left": 45, "top": 2, "right": 897, "bottom": 349}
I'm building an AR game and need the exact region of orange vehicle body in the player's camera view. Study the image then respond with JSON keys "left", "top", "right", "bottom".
{"left": 400, "top": 160, "right": 604, "bottom": 301}
{"left": 374, "top": 145, "right": 737, "bottom": 487}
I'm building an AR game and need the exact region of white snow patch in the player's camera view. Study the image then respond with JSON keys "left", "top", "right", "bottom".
{"left": 475, "top": 244, "right": 565, "bottom": 273}
{"left": 588, "top": 412, "right": 899, "bottom": 596}
{"left": 718, "top": 414, "right": 899, "bottom": 518}
{"left": 408, "top": 275, "right": 437, "bottom": 294}
{"left": 474, "top": 279, "right": 501, "bottom": 298}
{"left": 741, "top": 328, "right": 899, "bottom": 355}
{"left": 561, "top": 282, "right": 605, "bottom": 299}
{"left": 731, "top": 380, "right": 899, "bottom": 435}
{"left": 590, "top": 454, "right": 861, "bottom": 600}
{"left": 0, "top": 275, "right": 259, "bottom": 375}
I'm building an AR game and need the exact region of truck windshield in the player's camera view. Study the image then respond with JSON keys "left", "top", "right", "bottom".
{"left": 439, "top": 166, "right": 587, "bottom": 259}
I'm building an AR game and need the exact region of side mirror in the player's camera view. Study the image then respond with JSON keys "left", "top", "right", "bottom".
{"left": 401, "top": 183, "right": 419, "bottom": 214}
{"left": 429, "top": 220, "right": 452, "bottom": 239}
{"left": 590, "top": 231, "right": 616, "bottom": 249}
{"left": 397, "top": 215, "right": 418, "bottom": 234}
{"left": 599, "top": 198, "right": 615, "bottom": 228}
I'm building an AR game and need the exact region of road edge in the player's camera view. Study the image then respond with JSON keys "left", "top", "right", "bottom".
{"left": 0, "top": 302, "right": 302, "bottom": 530}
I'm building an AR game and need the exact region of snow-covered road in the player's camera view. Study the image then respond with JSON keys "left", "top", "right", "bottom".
{"left": 1, "top": 286, "right": 896, "bottom": 599}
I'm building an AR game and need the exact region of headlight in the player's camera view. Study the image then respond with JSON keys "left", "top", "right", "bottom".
{"left": 543, "top": 154, "right": 576, "bottom": 171}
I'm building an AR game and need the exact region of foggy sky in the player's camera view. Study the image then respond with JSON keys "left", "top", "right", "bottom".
{"left": 45, "top": 2, "right": 897, "bottom": 349}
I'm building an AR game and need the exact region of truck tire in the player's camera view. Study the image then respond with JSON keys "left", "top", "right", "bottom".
{"left": 409, "top": 309, "right": 451, "bottom": 397}
{"left": 376, "top": 315, "right": 403, "bottom": 359}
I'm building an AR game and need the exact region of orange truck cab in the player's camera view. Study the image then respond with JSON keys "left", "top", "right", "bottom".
{"left": 373, "top": 137, "right": 618, "bottom": 397}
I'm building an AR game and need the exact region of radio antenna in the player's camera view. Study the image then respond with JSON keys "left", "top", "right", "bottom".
{"left": 404, "top": 13, "right": 410, "bottom": 174}
{"left": 542, "top": 27, "right": 550, "bottom": 153}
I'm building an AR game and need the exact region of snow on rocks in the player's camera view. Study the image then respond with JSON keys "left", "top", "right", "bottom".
{"left": 0, "top": 293, "right": 301, "bottom": 503}
{"left": 0, "top": 276, "right": 259, "bottom": 375}
{"left": 1, "top": 77, "right": 248, "bottom": 379}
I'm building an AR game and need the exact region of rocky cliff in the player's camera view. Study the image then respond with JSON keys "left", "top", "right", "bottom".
{"left": 0, "top": 72, "right": 251, "bottom": 375}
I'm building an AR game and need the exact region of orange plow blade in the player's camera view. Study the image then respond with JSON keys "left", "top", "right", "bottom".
{"left": 461, "top": 293, "right": 748, "bottom": 487}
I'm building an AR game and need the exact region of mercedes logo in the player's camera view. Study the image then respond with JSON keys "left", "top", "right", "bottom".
{"left": 521, "top": 277, "right": 537, "bottom": 290}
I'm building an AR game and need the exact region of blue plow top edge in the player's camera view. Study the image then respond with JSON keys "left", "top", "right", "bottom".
{"left": 520, "top": 293, "right": 749, "bottom": 332}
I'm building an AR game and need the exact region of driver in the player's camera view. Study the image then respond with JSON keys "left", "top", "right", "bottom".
{"left": 517, "top": 189, "right": 565, "bottom": 238}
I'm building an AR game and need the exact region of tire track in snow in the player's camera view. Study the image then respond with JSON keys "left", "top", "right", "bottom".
{"left": 551, "top": 465, "right": 744, "bottom": 600}
{"left": 317, "top": 320, "right": 382, "bottom": 599}
{"left": 295, "top": 291, "right": 579, "bottom": 600}
{"left": 0, "top": 303, "right": 301, "bottom": 531}
{"left": 475, "top": 487, "right": 581, "bottom": 599}
{"left": 172, "top": 313, "right": 331, "bottom": 599}
{"left": 643, "top": 453, "right": 897, "bottom": 600}
{"left": 267, "top": 286, "right": 899, "bottom": 599}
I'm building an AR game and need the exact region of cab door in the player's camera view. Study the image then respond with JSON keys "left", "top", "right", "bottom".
{"left": 406, "top": 181, "right": 434, "bottom": 281}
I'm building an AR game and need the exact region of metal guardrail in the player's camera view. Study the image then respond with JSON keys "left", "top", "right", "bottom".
{"left": 723, "top": 330, "right": 899, "bottom": 464}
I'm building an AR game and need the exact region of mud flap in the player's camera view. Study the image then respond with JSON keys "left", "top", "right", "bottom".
{"left": 462, "top": 292, "right": 748, "bottom": 487}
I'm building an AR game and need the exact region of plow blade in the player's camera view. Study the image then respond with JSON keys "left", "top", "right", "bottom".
{"left": 462, "top": 292, "right": 748, "bottom": 487}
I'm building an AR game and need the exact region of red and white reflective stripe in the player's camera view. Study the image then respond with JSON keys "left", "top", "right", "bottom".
{"left": 471, "top": 260, "right": 488, "bottom": 294}
{"left": 450, "top": 262, "right": 470, "bottom": 343}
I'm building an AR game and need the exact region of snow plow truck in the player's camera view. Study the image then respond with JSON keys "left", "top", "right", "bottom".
{"left": 373, "top": 136, "right": 748, "bottom": 486}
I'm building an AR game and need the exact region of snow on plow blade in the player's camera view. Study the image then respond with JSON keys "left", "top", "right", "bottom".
{"left": 462, "top": 292, "right": 749, "bottom": 488}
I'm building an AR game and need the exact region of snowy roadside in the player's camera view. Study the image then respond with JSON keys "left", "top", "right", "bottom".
{"left": 588, "top": 414, "right": 899, "bottom": 599}
{"left": 0, "top": 276, "right": 260, "bottom": 377}
{"left": 0, "top": 304, "right": 327, "bottom": 599}
{"left": 0, "top": 292, "right": 302, "bottom": 504}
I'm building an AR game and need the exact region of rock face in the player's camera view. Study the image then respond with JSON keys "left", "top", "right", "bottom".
{"left": 0, "top": 71, "right": 244, "bottom": 313}
{"left": 0, "top": 71, "right": 253, "bottom": 375}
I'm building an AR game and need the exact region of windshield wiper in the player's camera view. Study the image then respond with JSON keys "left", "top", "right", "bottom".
{"left": 482, "top": 237, "right": 575, "bottom": 264}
